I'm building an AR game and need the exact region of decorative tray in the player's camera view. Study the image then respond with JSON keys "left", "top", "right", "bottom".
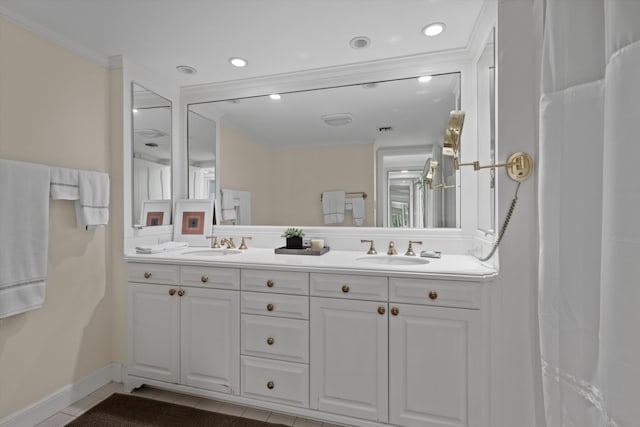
{"left": 274, "top": 246, "right": 330, "bottom": 256}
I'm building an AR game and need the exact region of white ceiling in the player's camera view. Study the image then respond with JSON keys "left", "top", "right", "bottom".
{"left": 0, "top": 0, "right": 488, "bottom": 87}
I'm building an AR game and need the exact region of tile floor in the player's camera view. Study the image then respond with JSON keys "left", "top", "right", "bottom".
{"left": 35, "top": 382, "right": 341, "bottom": 427}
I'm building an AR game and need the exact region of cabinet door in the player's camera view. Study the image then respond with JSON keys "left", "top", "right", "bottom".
{"left": 310, "top": 298, "right": 388, "bottom": 422}
{"left": 389, "top": 304, "right": 481, "bottom": 427}
{"left": 180, "top": 287, "right": 240, "bottom": 394}
{"left": 128, "top": 283, "right": 180, "bottom": 383}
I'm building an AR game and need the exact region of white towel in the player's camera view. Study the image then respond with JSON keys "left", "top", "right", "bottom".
{"left": 322, "top": 191, "right": 345, "bottom": 224}
{"left": 135, "top": 241, "right": 188, "bottom": 254}
{"left": 235, "top": 191, "right": 252, "bottom": 225}
{"left": 0, "top": 159, "right": 50, "bottom": 318}
{"left": 348, "top": 196, "right": 365, "bottom": 226}
{"left": 221, "top": 188, "right": 236, "bottom": 221}
{"left": 75, "top": 170, "right": 110, "bottom": 229}
{"left": 189, "top": 169, "right": 206, "bottom": 199}
{"left": 49, "top": 166, "right": 79, "bottom": 200}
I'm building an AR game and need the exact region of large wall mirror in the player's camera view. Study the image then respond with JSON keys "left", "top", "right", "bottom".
{"left": 187, "top": 72, "right": 461, "bottom": 228}
{"left": 476, "top": 28, "right": 496, "bottom": 234}
{"left": 132, "top": 83, "right": 172, "bottom": 227}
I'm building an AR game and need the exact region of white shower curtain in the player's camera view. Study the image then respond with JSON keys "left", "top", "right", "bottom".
{"left": 538, "top": 1, "right": 640, "bottom": 426}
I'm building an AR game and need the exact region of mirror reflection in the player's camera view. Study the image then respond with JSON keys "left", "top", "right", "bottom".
{"left": 477, "top": 28, "right": 496, "bottom": 233}
{"left": 189, "top": 72, "right": 460, "bottom": 228}
{"left": 132, "top": 83, "right": 172, "bottom": 227}
{"left": 187, "top": 105, "right": 217, "bottom": 201}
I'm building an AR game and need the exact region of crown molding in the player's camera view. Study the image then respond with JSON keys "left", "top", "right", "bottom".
{"left": 0, "top": 7, "right": 110, "bottom": 68}
{"left": 181, "top": 48, "right": 473, "bottom": 103}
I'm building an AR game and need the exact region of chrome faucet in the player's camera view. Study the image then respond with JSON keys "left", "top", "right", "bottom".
{"left": 387, "top": 241, "right": 397, "bottom": 255}
{"left": 405, "top": 240, "right": 423, "bottom": 256}
{"left": 361, "top": 239, "right": 377, "bottom": 255}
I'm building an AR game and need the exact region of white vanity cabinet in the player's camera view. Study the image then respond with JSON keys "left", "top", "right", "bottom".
{"left": 240, "top": 269, "right": 310, "bottom": 408}
{"left": 126, "top": 258, "right": 489, "bottom": 427}
{"left": 310, "top": 273, "right": 389, "bottom": 422}
{"left": 127, "top": 263, "right": 240, "bottom": 394}
{"left": 388, "top": 278, "right": 484, "bottom": 427}
{"left": 128, "top": 281, "right": 181, "bottom": 383}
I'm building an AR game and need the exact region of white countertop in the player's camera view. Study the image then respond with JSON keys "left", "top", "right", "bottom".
{"left": 125, "top": 247, "right": 498, "bottom": 282}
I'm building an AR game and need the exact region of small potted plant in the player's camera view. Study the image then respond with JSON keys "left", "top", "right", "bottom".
{"left": 282, "top": 227, "right": 305, "bottom": 249}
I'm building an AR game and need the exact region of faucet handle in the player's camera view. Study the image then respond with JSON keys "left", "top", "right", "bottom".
{"left": 239, "top": 236, "right": 252, "bottom": 250}
{"left": 405, "top": 240, "right": 423, "bottom": 256}
{"left": 206, "top": 235, "right": 220, "bottom": 248}
{"left": 360, "top": 239, "right": 377, "bottom": 255}
{"left": 387, "top": 241, "right": 397, "bottom": 255}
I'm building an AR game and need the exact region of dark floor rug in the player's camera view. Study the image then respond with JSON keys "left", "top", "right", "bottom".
{"left": 66, "top": 393, "right": 289, "bottom": 427}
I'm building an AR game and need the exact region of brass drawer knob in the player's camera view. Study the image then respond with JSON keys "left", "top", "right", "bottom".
{"left": 201, "top": 276, "right": 209, "bottom": 283}
{"left": 178, "top": 289, "right": 185, "bottom": 297}
{"left": 378, "top": 306, "right": 386, "bottom": 315}
{"left": 341, "top": 285, "right": 350, "bottom": 293}
{"left": 266, "top": 303, "right": 274, "bottom": 311}
{"left": 266, "top": 280, "right": 274, "bottom": 288}
{"left": 143, "top": 272, "right": 152, "bottom": 279}
{"left": 428, "top": 291, "right": 438, "bottom": 300}
{"left": 391, "top": 307, "right": 399, "bottom": 316}
{"left": 168, "top": 288, "right": 176, "bottom": 296}
{"left": 267, "top": 381, "right": 275, "bottom": 390}
{"left": 267, "top": 337, "right": 274, "bottom": 345}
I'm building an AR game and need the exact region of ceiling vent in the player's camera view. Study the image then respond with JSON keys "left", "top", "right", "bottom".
{"left": 378, "top": 126, "right": 394, "bottom": 132}
{"left": 322, "top": 113, "right": 353, "bottom": 126}
{"left": 136, "top": 128, "right": 168, "bottom": 139}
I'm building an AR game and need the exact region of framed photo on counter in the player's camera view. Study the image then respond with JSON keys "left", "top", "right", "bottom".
{"left": 173, "top": 199, "right": 214, "bottom": 246}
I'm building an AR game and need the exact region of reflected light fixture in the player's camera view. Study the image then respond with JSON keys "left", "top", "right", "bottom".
{"left": 322, "top": 113, "right": 352, "bottom": 126}
{"left": 350, "top": 36, "right": 371, "bottom": 49}
{"left": 418, "top": 75, "right": 433, "bottom": 83}
{"left": 269, "top": 94, "right": 282, "bottom": 100}
{"left": 176, "top": 65, "right": 197, "bottom": 74}
{"left": 132, "top": 108, "right": 139, "bottom": 113}
{"left": 423, "top": 22, "right": 446, "bottom": 37}
{"left": 229, "top": 57, "right": 248, "bottom": 67}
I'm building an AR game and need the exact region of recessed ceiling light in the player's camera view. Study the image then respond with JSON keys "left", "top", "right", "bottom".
{"left": 229, "top": 57, "right": 248, "bottom": 67}
{"left": 401, "top": 170, "right": 409, "bottom": 173}
{"left": 350, "top": 36, "right": 371, "bottom": 49}
{"left": 423, "top": 23, "right": 446, "bottom": 37}
{"left": 418, "top": 75, "right": 433, "bottom": 83}
{"left": 132, "top": 108, "right": 139, "bottom": 113}
{"left": 269, "top": 94, "right": 281, "bottom": 100}
{"left": 176, "top": 65, "right": 197, "bottom": 75}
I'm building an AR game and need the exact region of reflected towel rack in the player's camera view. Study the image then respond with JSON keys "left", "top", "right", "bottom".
{"left": 321, "top": 191, "right": 367, "bottom": 201}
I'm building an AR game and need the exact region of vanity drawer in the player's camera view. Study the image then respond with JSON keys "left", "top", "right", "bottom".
{"left": 241, "top": 315, "right": 309, "bottom": 363}
{"left": 241, "top": 269, "right": 309, "bottom": 295}
{"left": 241, "top": 292, "right": 309, "bottom": 320}
{"left": 241, "top": 356, "right": 309, "bottom": 408}
{"left": 127, "top": 263, "right": 179, "bottom": 285}
{"left": 389, "top": 278, "right": 481, "bottom": 309}
{"left": 310, "top": 273, "right": 388, "bottom": 301}
{"left": 181, "top": 266, "right": 240, "bottom": 290}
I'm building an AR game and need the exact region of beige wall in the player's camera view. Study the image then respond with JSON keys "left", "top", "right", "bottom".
{"left": 0, "top": 17, "right": 118, "bottom": 417}
{"left": 220, "top": 125, "right": 375, "bottom": 227}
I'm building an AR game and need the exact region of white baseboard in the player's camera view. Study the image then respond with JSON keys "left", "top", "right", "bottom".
{"left": 0, "top": 363, "right": 123, "bottom": 427}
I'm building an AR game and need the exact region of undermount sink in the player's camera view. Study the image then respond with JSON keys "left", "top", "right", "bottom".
{"left": 182, "top": 249, "right": 242, "bottom": 256}
{"left": 355, "top": 255, "right": 430, "bottom": 266}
